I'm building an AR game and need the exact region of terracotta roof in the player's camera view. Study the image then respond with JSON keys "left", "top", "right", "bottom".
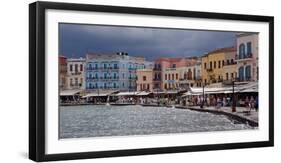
{"left": 205, "top": 47, "right": 236, "bottom": 56}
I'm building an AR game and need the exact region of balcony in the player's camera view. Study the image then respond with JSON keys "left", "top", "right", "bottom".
{"left": 70, "top": 84, "right": 82, "bottom": 89}
{"left": 86, "top": 67, "right": 119, "bottom": 71}
{"left": 71, "top": 71, "right": 82, "bottom": 75}
{"left": 128, "top": 77, "right": 137, "bottom": 80}
{"left": 153, "top": 78, "right": 161, "bottom": 81}
{"left": 153, "top": 67, "right": 162, "bottom": 71}
{"left": 206, "top": 68, "right": 213, "bottom": 72}
{"left": 235, "top": 53, "right": 253, "bottom": 61}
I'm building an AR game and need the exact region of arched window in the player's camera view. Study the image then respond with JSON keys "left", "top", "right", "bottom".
{"left": 245, "top": 65, "right": 251, "bottom": 81}
{"left": 239, "top": 66, "right": 244, "bottom": 81}
{"left": 239, "top": 43, "right": 245, "bottom": 59}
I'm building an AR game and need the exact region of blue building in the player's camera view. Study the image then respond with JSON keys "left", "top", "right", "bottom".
{"left": 86, "top": 52, "right": 153, "bottom": 92}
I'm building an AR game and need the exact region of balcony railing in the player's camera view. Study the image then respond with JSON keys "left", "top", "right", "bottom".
{"left": 235, "top": 53, "right": 253, "bottom": 60}
{"left": 86, "top": 67, "right": 120, "bottom": 71}
{"left": 206, "top": 68, "right": 213, "bottom": 72}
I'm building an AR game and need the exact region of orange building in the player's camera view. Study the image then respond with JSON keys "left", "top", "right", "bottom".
{"left": 136, "top": 69, "right": 153, "bottom": 92}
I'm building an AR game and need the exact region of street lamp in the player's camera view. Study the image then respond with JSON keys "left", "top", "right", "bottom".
{"left": 232, "top": 79, "right": 236, "bottom": 112}
{"left": 201, "top": 81, "right": 206, "bottom": 108}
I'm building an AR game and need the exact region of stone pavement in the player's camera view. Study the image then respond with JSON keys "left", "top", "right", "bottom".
{"left": 176, "top": 105, "right": 259, "bottom": 127}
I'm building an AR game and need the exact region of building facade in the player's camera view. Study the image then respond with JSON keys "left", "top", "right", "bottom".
{"left": 178, "top": 60, "right": 202, "bottom": 88}
{"left": 236, "top": 33, "right": 259, "bottom": 82}
{"left": 86, "top": 52, "right": 152, "bottom": 92}
{"left": 223, "top": 48, "right": 237, "bottom": 82}
{"left": 59, "top": 56, "right": 67, "bottom": 90}
{"left": 201, "top": 47, "right": 236, "bottom": 85}
{"left": 163, "top": 67, "right": 180, "bottom": 90}
{"left": 153, "top": 57, "right": 198, "bottom": 90}
{"left": 66, "top": 58, "right": 86, "bottom": 90}
{"left": 136, "top": 69, "right": 153, "bottom": 92}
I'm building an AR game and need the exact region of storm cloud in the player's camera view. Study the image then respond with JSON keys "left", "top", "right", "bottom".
{"left": 59, "top": 23, "right": 237, "bottom": 61}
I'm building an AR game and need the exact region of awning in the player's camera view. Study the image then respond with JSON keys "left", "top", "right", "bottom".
{"left": 136, "top": 92, "right": 151, "bottom": 96}
{"left": 82, "top": 90, "right": 118, "bottom": 98}
{"left": 116, "top": 92, "right": 138, "bottom": 96}
{"left": 60, "top": 90, "right": 81, "bottom": 96}
{"left": 82, "top": 93, "right": 108, "bottom": 98}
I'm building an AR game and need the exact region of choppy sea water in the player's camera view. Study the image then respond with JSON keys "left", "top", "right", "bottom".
{"left": 59, "top": 105, "right": 254, "bottom": 139}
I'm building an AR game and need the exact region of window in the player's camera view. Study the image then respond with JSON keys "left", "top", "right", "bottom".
{"left": 172, "top": 74, "right": 174, "bottom": 80}
{"left": 231, "top": 73, "right": 234, "bottom": 79}
{"left": 176, "top": 73, "right": 178, "bottom": 80}
{"left": 214, "top": 61, "right": 216, "bottom": 69}
{"left": 104, "top": 83, "right": 107, "bottom": 89}
{"left": 247, "top": 42, "right": 252, "bottom": 56}
{"left": 70, "top": 78, "right": 73, "bottom": 85}
{"left": 80, "top": 64, "right": 83, "bottom": 71}
{"left": 210, "top": 61, "right": 212, "bottom": 69}
{"left": 143, "top": 76, "right": 146, "bottom": 81}
{"left": 239, "top": 66, "right": 244, "bottom": 81}
{"left": 95, "top": 73, "right": 98, "bottom": 79}
{"left": 257, "top": 67, "right": 259, "bottom": 80}
{"left": 165, "top": 74, "right": 167, "bottom": 80}
{"left": 172, "top": 64, "right": 176, "bottom": 68}
{"left": 168, "top": 74, "right": 171, "bottom": 80}
{"left": 75, "top": 78, "right": 78, "bottom": 86}
{"left": 95, "top": 64, "right": 98, "bottom": 69}
{"left": 239, "top": 43, "right": 246, "bottom": 59}
{"left": 188, "top": 69, "right": 192, "bottom": 80}
{"left": 114, "top": 63, "right": 118, "bottom": 69}
{"left": 231, "top": 59, "right": 234, "bottom": 64}
{"left": 113, "top": 83, "right": 116, "bottom": 88}
{"left": 218, "top": 61, "right": 221, "bottom": 68}
{"left": 222, "top": 60, "right": 225, "bottom": 66}
{"left": 104, "top": 63, "right": 107, "bottom": 69}
{"left": 70, "top": 64, "right": 73, "bottom": 71}
{"left": 204, "top": 62, "right": 207, "bottom": 69}
{"left": 75, "top": 64, "right": 78, "bottom": 72}
{"left": 227, "top": 60, "right": 230, "bottom": 65}
{"left": 226, "top": 73, "right": 229, "bottom": 80}
{"left": 245, "top": 65, "right": 251, "bottom": 80}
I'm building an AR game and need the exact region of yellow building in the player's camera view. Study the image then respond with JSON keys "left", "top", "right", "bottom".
{"left": 201, "top": 47, "right": 237, "bottom": 85}
{"left": 136, "top": 69, "right": 153, "bottom": 92}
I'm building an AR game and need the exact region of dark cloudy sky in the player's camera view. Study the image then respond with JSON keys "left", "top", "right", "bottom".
{"left": 59, "top": 23, "right": 237, "bottom": 61}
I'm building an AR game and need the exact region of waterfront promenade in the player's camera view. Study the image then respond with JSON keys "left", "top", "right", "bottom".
{"left": 176, "top": 105, "right": 258, "bottom": 127}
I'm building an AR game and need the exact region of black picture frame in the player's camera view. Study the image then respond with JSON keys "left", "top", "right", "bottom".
{"left": 29, "top": 1, "right": 274, "bottom": 162}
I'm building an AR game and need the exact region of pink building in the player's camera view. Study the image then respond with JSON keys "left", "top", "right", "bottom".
{"left": 236, "top": 33, "right": 259, "bottom": 82}
{"left": 153, "top": 57, "right": 198, "bottom": 90}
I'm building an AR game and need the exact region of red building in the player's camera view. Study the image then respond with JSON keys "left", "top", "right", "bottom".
{"left": 59, "top": 56, "right": 67, "bottom": 90}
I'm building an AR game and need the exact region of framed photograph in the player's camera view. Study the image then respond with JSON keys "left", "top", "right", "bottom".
{"left": 29, "top": 1, "right": 274, "bottom": 162}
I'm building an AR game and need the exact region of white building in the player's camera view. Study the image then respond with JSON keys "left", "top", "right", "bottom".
{"left": 66, "top": 58, "right": 86, "bottom": 90}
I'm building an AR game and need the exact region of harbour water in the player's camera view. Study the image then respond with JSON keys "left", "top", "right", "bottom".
{"left": 59, "top": 105, "right": 254, "bottom": 139}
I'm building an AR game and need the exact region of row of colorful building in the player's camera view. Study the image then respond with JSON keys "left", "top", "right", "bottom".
{"left": 59, "top": 33, "right": 258, "bottom": 93}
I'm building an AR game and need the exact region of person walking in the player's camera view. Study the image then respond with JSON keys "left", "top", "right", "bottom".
{"left": 250, "top": 96, "right": 255, "bottom": 112}
{"left": 245, "top": 96, "right": 250, "bottom": 111}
